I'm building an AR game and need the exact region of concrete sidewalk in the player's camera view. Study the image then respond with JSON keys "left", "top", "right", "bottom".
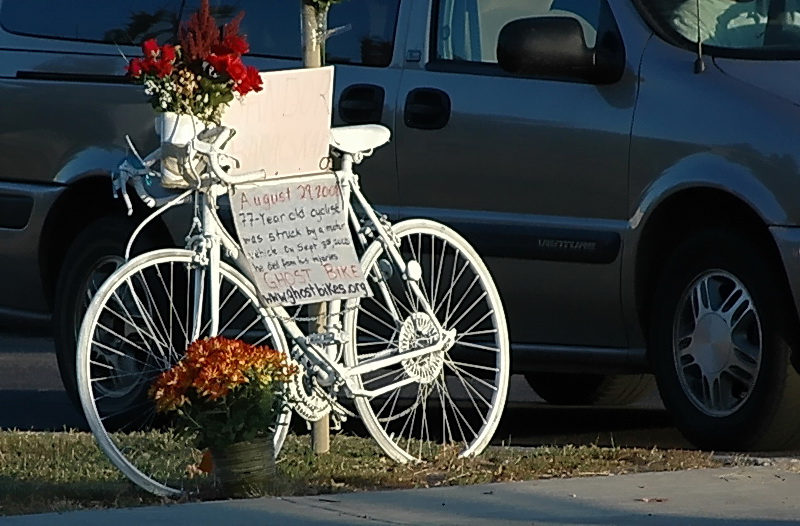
{"left": 5, "top": 464, "right": 800, "bottom": 525}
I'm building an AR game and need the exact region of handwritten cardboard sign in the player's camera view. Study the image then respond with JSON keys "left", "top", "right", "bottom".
{"left": 223, "top": 66, "right": 334, "bottom": 179}
{"left": 230, "top": 173, "right": 370, "bottom": 305}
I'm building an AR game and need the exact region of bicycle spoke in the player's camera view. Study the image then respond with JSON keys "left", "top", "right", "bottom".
{"left": 78, "top": 251, "right": 289, "bottom": 497}
{"left": 431, "top": 236, "right": 447, "bottom": 313}
{"left": 361, "top": 366, "right": 406, "bottom": 390}
{"left": 434, "top": 258, "right": 471, "bottom": 323}
{"left": 358, "top": 301, "right": 402, "bottom": 333}
{"left": 141, "top": 265, "right": 181, "bottom": 355}
{"left": 444, "top": 283, "right": 485, "bottom": 329}
{"left": 445, "top": 356, "right": 500, "bottom": 393}
{"left": 436, "top": 375, "right": 475, "bottom": 446}
{"left": 124, "top": 275, "right": 172, "bottom": 353}
{"left": 108, "top": 287, "right": 168, "bottom": 357}
{"left": 347, "top": 220, "right": 508, "bottom": 463}
{"left": 93, "top": 320, "right": 156, "bottom": 364}
{"left": 447, "top": 359, "right": 499, "bottom": 374}
{"left": 455, "top": 340, "right": 501, "bottom": 353}
{"left": 447, "top": 367, "right": 494, "bottom": 418}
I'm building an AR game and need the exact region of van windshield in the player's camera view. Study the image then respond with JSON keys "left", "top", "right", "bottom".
{"left": 641, "top": 0, "right": 800, "bottom": 53}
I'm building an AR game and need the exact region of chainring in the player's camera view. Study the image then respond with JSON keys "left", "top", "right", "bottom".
{"left": 286, "top": 356, "right": 332, "bottom": 422}
{"left": 286, "top": 349, "right": 354, "bottom": 423}
{"left": 399, "top": 312, "right": 444, "bottom": 383}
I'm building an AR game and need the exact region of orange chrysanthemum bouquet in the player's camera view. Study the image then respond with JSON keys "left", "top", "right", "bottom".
{"left": 150, "top": 336, "right": 296, "bottom": 451}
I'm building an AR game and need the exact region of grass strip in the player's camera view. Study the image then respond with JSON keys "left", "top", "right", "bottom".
{"left": 0, "top": 429, "right": 722, "bottom": 517}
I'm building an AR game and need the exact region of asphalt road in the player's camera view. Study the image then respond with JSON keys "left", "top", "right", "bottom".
{"left": 0, "top": 331, "right": 691, "bottom": 449}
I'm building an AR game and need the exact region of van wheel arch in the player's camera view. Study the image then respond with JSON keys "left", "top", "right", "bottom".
{"left": 42, "top": 177, "right": 170, "bottom": 408}
{"left": 634, "top": 188, "right": 784, "bottom": 353}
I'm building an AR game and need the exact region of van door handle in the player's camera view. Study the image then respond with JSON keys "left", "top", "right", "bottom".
{"left": 338, "top": 84, "right": 385, "bottom": 124}
{"left": 404, "top": 88, "right": 451, "bottom": 130}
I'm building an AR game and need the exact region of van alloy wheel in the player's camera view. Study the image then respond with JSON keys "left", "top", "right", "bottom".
{"left": 672, "top": 270, "right": 761, "bottom": 418}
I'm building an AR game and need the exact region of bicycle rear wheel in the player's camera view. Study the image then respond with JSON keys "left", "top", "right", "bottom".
{"left": 343, "top": 219, "right": 509, "bottom": 463}
{"left": 76, "top": 249, "right": 289, "bottom": 497}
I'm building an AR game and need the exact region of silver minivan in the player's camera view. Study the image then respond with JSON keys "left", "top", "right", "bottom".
{"left": 1, "top": 0, "right": 800, "bottom": 453}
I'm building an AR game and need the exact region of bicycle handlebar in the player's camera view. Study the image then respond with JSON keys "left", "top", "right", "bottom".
{"left": 114, "top": 121, "right": 381, "bottom": 214}
{"left": 191, "top": 127, "right": 270, "bottom": 186}
{"left": 111, "top": 150, "right": 189, "bottom": 215}
{"left": 112, "top": 125, "right": 264, "bottom": 214}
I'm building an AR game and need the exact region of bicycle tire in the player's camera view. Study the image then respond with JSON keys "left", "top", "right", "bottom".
{"left": 343, "top": 219, "right": 510, "bottom": 463}
{"left": 76, "top": 249, "right": 290, "bottom": 497}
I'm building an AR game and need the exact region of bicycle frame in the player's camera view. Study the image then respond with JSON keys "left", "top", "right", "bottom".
{"left": 166, "top": 150, "right": 455, "bottom": 402}
{"left": 86, "top": 121, "right": 509, "bottom": 493}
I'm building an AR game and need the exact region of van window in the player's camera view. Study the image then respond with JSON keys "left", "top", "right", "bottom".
{"left": 434, "top": 0, "right": 606, "bottom": 63}
{"left": 0, "top": 0, "right": 400, "bottom": 66}
{"left": 0, "top": 0, "right": 187, "bottom": 45}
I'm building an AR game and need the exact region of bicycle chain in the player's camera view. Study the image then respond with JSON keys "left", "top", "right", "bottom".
{"left": 263, "top": 303, "right": 362, "bottom": 324}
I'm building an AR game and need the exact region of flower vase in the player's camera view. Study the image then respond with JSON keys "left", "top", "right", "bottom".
{"left": 154, "top": 111, "right": 207, "bottom": 189}
{"left": 212, "top": 438, "right": 276, "bottom": 498}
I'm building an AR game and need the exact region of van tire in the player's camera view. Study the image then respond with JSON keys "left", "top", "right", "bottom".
{"left": 650, "top": 229, "right": 800, "bottom": 451}
{"left": 53, "top": 217, "right": 157, "bottom": 411}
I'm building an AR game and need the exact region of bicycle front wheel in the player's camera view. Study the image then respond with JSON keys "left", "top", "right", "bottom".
{"left": 76, "top": 249, "right": 289, "bottom": 497}
{"left": 343, "top": 219, "right": 509, "bottom": 463}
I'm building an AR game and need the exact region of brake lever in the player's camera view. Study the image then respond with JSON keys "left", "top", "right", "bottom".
{"left": 112, "top": 158, "right": 138, "bottom": 216}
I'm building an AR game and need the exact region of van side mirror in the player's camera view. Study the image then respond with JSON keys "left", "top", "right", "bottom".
{"left": 496, "top": 16, "right": 623, "bottom": 84}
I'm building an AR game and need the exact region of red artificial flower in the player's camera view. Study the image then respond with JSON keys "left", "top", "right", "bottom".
{"left": 154, "top": 58, "right": 174, "bottom": 78}
{"left": 205, "top": 53, "right": 233, "bottom": 77}
{"left": 126, "top": 57, "right": 144, "bottom": 77}
{"left": 234, "top": 65, "right": 262, "bottom": 95}
{"left": 234, "top": 78, "right": 250, "bottom": 95}
{"left": 161, "top": 44, "right": 177, "bottom": 63}
{"left": 179, "top": 0, "right": 220, "bottom": 62}
{"left": 142, "top": 38, "right": 160, "bottom": 57}
{"left": 223, "top": 33, "right": 249, "bottom": 55}
{"left": 226, "top": 56, "right": 247, "bottom": 83}
{"left": 247, "top": 66, "right": 262, "bottom": 92}
{"left": 124, "top": 2, "right": 261, "bottom": 123}
{"left": 153, "top": 44, "right": 176, "bottom": 78}
{"left": 211, "top": 43, "right": 232, "bottom": 57}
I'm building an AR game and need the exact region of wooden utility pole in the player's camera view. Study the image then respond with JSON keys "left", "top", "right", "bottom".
{"left": 309, "top": 301, "right": 330, "bottom": 455}
{"left": 301, "top": 0, "right": 333, "bottom": 455}
{"left": 301, "top": 0, "right": 327, "bottom": 68}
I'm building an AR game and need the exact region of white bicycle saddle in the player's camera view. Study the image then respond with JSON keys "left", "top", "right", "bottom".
{"left": 329, "top": 124, "right": 391, "bottom": 154}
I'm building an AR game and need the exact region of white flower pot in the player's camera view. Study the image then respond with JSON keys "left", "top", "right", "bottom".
{"left": 155, "top": 112, "right": 207, "bottom": 188}
{"left": 155, "top": 111, "right": 206, "bottom": 146}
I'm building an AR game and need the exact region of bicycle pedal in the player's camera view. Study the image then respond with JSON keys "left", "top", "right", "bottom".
{"left": 330, "top": 412, "right": 347, "bottom": 431}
